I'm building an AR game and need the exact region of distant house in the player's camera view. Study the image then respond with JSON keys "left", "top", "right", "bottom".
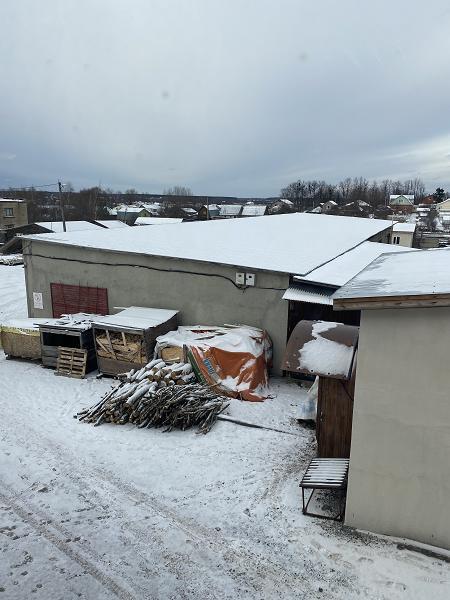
{"left": 333, "top": 250, "right": 450, "bottom": 550}
{"left": 436, "top": 198, "right": 450, "bottom": 214}
{"left": 420, "top": 194, "right": 436, "bottom": 205}
{"left": 267, "top": 198, "right": 294, "bottom": 215}
{"left": 142, "top": 202, "right": 162, "bottom": 216}
{"left": 392, "top": 222, "right": 416, "bottom": 247}
{"left": 219, "top": 204, "right": 243, "bottom": 218}
{"left": 338, "top": 200, "right": 372, "bottom": 217}
{"left": 0, "top": 198, "right": 28, "bottom": 235}
{"left": 389, "top": 194, "right": 415, "bottom": 214}
{"left": 321, "top": 200, "right": 338, "bottom": 214}
{"left": 116, "top": 206, "right": 151, "bottom": 224}
{"left": 197, "top": 204, "right": 220, "bottom": 220}
{"left": 241, "top": 204, "right": 267, "bottom": 217}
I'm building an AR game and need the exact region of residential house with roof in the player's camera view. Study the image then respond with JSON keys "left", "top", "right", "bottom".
{"left": 436, "top": 198, "right": 450, "bottom": 214}
{"left": 333, "top": 249, "right": 450, "bottom": 550}
{"left": 267, "top": 198, "right": 295, "bottom": 215}
{"left": 389, "top": 194, "right": 415, "bottom": 214}
{"left": 0, "top": 198, "right": 28, "bottom": 239}
{"left": 197, "top": 204, "right": 221, "bottom": 220}
{"left": 22, "top": 213, "right": 396, "bottom": 372}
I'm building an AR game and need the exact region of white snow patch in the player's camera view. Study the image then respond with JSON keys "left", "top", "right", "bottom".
{"left": 299, "top": 321, "right": 353, "bottom": 377}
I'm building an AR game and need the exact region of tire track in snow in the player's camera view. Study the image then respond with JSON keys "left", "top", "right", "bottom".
{"left": 1, "top": 412, "right": 319, "bottom": 598}
{"left": 0, "top": 484, "right": 137, "bottom": 600}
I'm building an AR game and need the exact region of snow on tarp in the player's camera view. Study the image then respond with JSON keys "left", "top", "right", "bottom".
{"left": 156, "top": 325, "right": 273, "bottom": 401}
{"left": 282, "top": 320, "right": 359, "bottom": 380}
{"left": 24, "top": 213, "right": 393, "bottom": 276}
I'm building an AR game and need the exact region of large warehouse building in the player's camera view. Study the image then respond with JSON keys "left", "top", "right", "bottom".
{"left": 23, "top": 213, "right": 397, "bottom": 371}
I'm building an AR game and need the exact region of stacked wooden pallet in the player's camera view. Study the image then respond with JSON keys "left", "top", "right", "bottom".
{"left": 56, "top": 347, "right": 88, "bottom": 379}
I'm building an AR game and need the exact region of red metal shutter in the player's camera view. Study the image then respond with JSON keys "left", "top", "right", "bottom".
{"left": 50, "top": 283, "right": 108, "bottom": 318}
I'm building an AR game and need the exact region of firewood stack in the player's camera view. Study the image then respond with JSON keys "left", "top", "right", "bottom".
{"left": 95, "top": 331, "right": 146, "bottom": 363}
{"left": 76, "top": 359, "right": 229, "bottom": 434}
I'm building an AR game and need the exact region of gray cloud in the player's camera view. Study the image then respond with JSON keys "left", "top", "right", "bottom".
{"left": 0, "top": 0, "right": 449, "bottom": 195}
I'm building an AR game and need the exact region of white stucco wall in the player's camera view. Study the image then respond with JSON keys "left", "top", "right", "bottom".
{"left": 392, "top": 231, "right": 414, "bottom": 247}
{"left": 345, "top": 307, "right": 450, "bottom": 550}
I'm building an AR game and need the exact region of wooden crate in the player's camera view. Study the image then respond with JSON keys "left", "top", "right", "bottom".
{"left": 56, "top": 347, "right": 88, "bottom": 379}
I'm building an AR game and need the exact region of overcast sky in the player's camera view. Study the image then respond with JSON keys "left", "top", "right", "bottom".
{"left": 0, "top": 0, "right": 449, "bottom": 196}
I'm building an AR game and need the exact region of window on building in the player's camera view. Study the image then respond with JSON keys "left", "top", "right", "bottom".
{"left": 393, "top": 236, "right": 400, "bottom": 244}
{"left": 3, "top": 207, "right": 14, "bottom": 217}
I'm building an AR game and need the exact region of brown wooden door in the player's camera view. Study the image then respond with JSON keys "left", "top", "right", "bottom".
{"left": 316, "top": 377, "right": 354, "bottom": 458}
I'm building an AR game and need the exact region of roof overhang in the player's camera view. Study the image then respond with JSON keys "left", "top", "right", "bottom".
{"left": 333, "top": 293, "right": 450, "bottom": 311}
{"left": 282, "top": 283, "right": 335, "bottom": 305}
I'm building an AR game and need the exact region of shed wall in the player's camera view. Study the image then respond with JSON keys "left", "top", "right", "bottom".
{"left": 345, "top": 307, "right": 450, "bottom": 549}
{"left": 23, "top": 240, "right": 289, "bottom": 373}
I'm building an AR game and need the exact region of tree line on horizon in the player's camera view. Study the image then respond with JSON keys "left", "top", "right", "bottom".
{"left": 279, "top": 176, "right": 445, "bottom": 212}
{"left": 1, "top": 177, "right": 448, "bottom": 222}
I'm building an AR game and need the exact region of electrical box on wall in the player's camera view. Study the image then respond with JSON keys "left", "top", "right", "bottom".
{"left": 235, "top": 272, "right": 245, "bottom": 285}
{"left": 245, "top": 273, "right": 255, "bottom": 286}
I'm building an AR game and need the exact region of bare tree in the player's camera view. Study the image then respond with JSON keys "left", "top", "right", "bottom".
{"left": 163, "top": 186, "right": 193, "bottom": 196}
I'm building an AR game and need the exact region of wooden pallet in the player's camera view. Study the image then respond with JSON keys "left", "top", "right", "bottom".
{"left": 56, "top": 347, "right": 88, "bottom": 379}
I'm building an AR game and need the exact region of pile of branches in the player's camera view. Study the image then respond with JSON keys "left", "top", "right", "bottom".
{"left": 77, "top": 376, "right": 229, "bottom": 434}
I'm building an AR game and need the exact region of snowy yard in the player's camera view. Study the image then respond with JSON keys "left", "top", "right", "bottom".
{"left": 1, "top": 265, "right": 449, "bottom": 599}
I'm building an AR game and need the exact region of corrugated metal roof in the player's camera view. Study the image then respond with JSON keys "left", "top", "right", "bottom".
{"left": 282, "top": 283, "right": 335, "bottom": 305}
{"left": 241, "top": 204, "right": 266, "bottom": 216}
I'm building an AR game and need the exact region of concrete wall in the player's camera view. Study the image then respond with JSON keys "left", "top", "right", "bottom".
{"left": 392, "top": 231, "right": 414, "bottom": 247}
{"left": 346, "top": 307, "right": 450, "bottom": 549}
{"left": 23, "top": 240, "right": 290, "bottom": 373}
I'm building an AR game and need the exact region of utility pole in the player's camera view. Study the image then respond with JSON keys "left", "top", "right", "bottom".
{"left": 58, "top": 181, "right": 66, "bottom": 232}
{"left": 206, "top": 196, "right": 209, "bottom": 220}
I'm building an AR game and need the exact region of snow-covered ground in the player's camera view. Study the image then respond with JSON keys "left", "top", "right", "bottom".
{"left": 0, "top": 265, "right": 27, "bottom": 322}
{"left": 1, "top": 264, "right": 449, "bottom": 599}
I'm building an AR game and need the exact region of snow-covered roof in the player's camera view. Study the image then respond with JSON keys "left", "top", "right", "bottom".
{"left": 389, "top": 195, "right": 414, "bottom": 205}
{"left": 95, "top": 220, "right": 129, "bottom": 229}
{"left": 0, "top": 198, "right": 26, "bottom": 203}
{"left": 36, "top": 221, "right": 101, "bottom": 233}
{"left": 279, "top": 198, "right": 293, "bottom": 206}
{"left": 93, "top": 306, "right": 178, "bottom": 332}
{"left": 390, "top": 194, "right": 414, "bottom": 200}
{"left": 333, "top": 249, "right": 450, "bottom": 304}
{"left": 219, "top": 204, "right": 242, "bottom": 217}
{"left": 241, "top": 204, "right": 266, "bottom": 217}
{"left": 134, "top": 217, "right": 183, "bottom": 225}
{"left": 393, "top": 222, "right": 416, "bottom": 233}
{"left": 116, "top": 206, "right": 146, "bottom": 214}
{"left": 25, "top": 213, "right": 394, "bottom": 277}
{"left": 182, "top": 207, "right": 197, "bottom": 214}
{"left": 295, "top": 241, "right": 416, "bottom": 287}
